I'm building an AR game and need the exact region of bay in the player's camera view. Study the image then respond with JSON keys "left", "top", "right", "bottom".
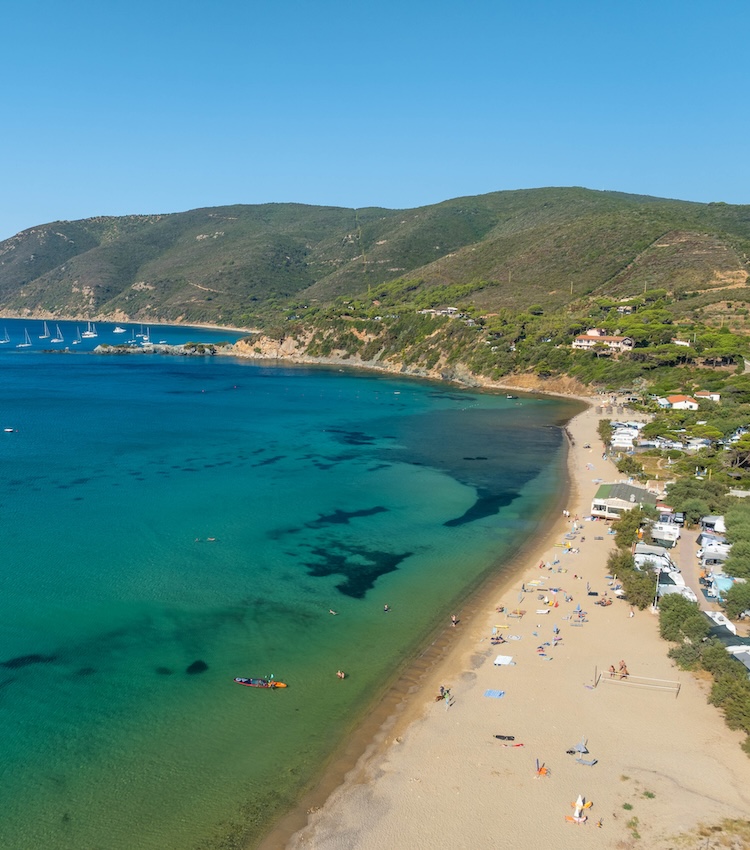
{"left": 0, "top": 337, "right": 578, "bottom": 848}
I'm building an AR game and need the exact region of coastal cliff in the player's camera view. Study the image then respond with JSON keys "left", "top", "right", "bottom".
{"left": 226, "top": 332, "right": 590, "bottom": 398}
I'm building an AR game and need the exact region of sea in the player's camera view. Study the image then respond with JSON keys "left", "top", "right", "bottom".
{"left": 0, "top": 318, "right": 580, "bottom": 849}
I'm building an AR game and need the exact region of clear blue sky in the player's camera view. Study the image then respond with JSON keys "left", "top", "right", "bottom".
{"left": 2, "top": 0, "right": 748, "bottom": 240}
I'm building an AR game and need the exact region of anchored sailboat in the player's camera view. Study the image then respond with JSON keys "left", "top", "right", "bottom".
{"left": 39, "top": 321, "right": 50, "bottom": 339}
{"left": 16, "top": 329, "right": 32, "bottom": 348}
{"left": 50, "top": 324, "right": 64, "bottom": 343}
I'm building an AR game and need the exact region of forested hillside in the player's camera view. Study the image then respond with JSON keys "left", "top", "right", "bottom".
{"left": 1, "top": 188, "right": 748, "bottom": 328}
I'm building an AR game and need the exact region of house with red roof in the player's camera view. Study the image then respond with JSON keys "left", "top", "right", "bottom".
{"left": 665, "top": 395, "right": 699, "bottom": 410}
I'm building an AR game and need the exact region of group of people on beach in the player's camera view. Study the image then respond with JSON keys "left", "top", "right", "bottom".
{"left": 608, "top": 659, "right": 629, "bottom": 679}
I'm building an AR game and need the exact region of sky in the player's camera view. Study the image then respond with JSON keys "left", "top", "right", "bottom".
{"left": 2, "top": 0, "right": 748, "bottom": 240}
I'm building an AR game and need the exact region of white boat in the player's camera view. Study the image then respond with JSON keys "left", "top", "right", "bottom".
{"left": 50, "top": 324, "right": 64, "bottom": 343}
{"left": 16, "top": 329, "right": 32, "bottom": 348}
{"left": 136, "top": 324, "right": 145, "bottom": 338}
{"left": 113, "top": 326, "right": 127, "bottom": 334}
{"left": 72, "top": 327, "right": 82, "bottom": 345}
{"left": 126, "top": 328, "right": 138, "bottom": 344}
{"left": 0, "top": 327, "right": 9, "bottom": 344}
{"left": 141, "top": 327, "right": 151, "bottom": 344}
{"left": 81, "top": 321, "right": 98, "bottom": 338}
{"left": 39, "top": 321, "right": 50, "bottom": 339}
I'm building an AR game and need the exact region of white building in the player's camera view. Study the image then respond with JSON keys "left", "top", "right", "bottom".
{"left": 591, "top": 482, "right": 657, "bottom": 519}
{"left": 665, "top": 395, "right": 699, "bottom": 411}
{"left": 572, "top": 329, "right": 634, "bottom": 353}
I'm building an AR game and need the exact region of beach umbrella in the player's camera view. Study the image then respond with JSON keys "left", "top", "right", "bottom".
{"left": 573, "top": 795, "right": 584, "bottom": 818}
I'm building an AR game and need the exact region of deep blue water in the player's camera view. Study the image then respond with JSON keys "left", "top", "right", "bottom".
{"left": 0, "top": 334, "right": 578, "bottom": 848}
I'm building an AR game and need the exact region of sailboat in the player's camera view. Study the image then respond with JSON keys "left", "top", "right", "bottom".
{"left": 72, "top": 326, "right": 82, "bottom": 345}
{"left": 16, "top": 328, "right": 32, "bottom": 348}
{"left": 81, "top": 321, "right": 97, "bottom": 338}
{"left": 127, "top": 328, "right": 138, "bottom": 344}
{"left": 0, "top": 327, "right": 9, "bottom": 344}
{"left": 39, "top": 321, "right": 50, "bottom": 339}
{"left": 50, "top": 324, "right": 64, "bottom": 343}
{"left": 141, "top": 327, "right": 151, "bottom": 344}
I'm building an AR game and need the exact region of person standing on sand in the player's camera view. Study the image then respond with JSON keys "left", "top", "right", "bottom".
{"left": 451, "top": 614, "right": 457, "bottom": 627}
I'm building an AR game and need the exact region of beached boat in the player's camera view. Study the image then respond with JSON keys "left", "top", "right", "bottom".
{"left": 233, "top": 677, "right": 287, "bottom": 689}
{"left": 16, "top": 329, "right": 32, "bottom": 348}
{"left": 50, "top": 324, "right": 64, "bottom": 343}
{"left": 39, "top": 321, "right": 50, "bottom": 339}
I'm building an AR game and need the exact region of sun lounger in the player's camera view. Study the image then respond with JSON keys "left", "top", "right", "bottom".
{"left": 575, "top": 758, "right": 598, "bottom": 766}
{"left": 535, "top": 609, "right": 550, "bottom": 614}
{"left": 484, "top": 689, "right": 506, "bottom": 698}
{"left": 572, "top": 738, "right": 588, "bottom": 752}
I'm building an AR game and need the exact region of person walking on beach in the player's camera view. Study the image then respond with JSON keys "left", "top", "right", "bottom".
{"left": 451, "top": 614, "right": 457, "bottom": 627}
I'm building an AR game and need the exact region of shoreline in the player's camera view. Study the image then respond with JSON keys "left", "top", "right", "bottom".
{"left": 277, "top": 404, "right": 750, "bottom": 850}
{"left": 221, "top": 335, "right": 593, "bottom": 400}
{"left": 255, "top": 416, "right": 577, "bottom": 850}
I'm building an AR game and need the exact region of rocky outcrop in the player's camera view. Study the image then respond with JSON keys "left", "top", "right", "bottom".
{"left": 224, "top": 334, "right": 591, "bottom": 400}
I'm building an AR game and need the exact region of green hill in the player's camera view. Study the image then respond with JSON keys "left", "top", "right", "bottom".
{"left": 0, "top": 188, "right": 748, "bottom": 326}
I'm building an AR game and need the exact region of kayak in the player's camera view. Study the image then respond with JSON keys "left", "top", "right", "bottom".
{"left": 234, "top": 677, "right": 287, "bottom": 689}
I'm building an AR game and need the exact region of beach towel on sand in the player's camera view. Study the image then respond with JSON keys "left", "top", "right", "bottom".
{"left": 484, "top": 690, "right": 506, "bottom": 698}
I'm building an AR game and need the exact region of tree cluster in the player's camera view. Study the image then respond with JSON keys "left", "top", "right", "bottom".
{"left": 660, "top": 595, "right": 750, "bottom": 755}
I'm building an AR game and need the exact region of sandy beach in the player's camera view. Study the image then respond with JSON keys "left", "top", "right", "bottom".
{"left": 280, "top": 402, "right": 750, "bottom": 850}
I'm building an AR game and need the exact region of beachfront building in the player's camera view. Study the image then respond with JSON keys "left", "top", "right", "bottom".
{"left": 572, "top": 329, "right": 634, "bottom": 353}
{"left": 590, "top": 482, "right": 657, "bottom": 519}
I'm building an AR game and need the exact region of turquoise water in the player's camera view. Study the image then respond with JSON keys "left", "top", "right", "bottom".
{"left": 0, "top": 337, "right": 578, "bottom": 849}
